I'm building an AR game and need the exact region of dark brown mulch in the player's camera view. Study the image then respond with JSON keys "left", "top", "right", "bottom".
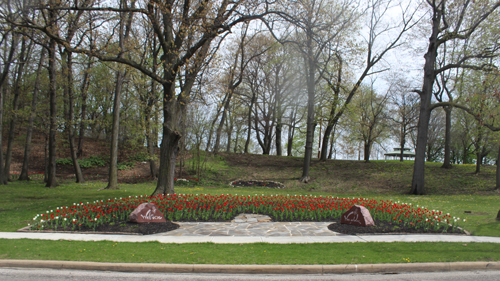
{"left": 328, "top": 219, "right": 466, "bottom": 235}
{"left": 231, "top": 180, "right": 284, "bottom": 188}
{"left": 62, "top": 221, "right": 180, "bottom": 235}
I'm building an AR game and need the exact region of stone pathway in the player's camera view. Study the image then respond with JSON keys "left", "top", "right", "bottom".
{"left": 158, "top": 213, "right": 340, "bottom": 237}
{"left": 7, "top": 212, "right": 500, "bottom": 244}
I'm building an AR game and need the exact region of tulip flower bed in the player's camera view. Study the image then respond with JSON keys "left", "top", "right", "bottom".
{"left": 29, "top": 194, "right": 465, "bottom": 234}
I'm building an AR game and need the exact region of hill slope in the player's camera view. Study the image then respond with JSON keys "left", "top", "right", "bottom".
{"left": 4, "top": 133, "right": 497, "bottom": 195}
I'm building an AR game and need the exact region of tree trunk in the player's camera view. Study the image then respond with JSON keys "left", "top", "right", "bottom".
{"left": 105, "top": 69, "right": 125, "bottom": 190}
{"left": 463, "top": 145, "right": 469, "bottom": 164}
{"left": 226, "top": 111, "right": 233, "bottom": 153}
{"left": 275, "top": 89, "right": 282, "bottom": 156}
{"left": 205, "top": 118, "right": 217, "bottom": 153}
{"left": 3, "top": 38, "right": 28, "bottom": 182}
{"left": 287, "top": 130, "right": 294, "bottom": 157}
{"left": 151, "top": 82, "right": 183, "bottom": 196}
{"left": 145, "top": 104, "right": 158, "bottom": 178}
{"left": 275, "top": 118, "right": 282, "bottom": 156}
{"left": 19, "top": 48, "right": 46, "bottom": 181}
{"left": 152, "top": 127, "right": 181, "bottom": 196}
{"left": 0, "top": 84, "right": 4, "bottom": 185}
{"left": 399, "top": 123, "right": 406, "bottom": 162}
{"left": 0, "top": 32, "right": 20, "bottom": 185}
{"left": 63, "top": 51, "right": 84, "bottom": 183}
{"left": 328, "top": 124, "right": 337, "bottom": 159}
{"left": 410, "top": 10, "right": 441, "bottom": 195}
{"left": 320, "top": 57, "right": 342, "bottom": 161}
{"left": 441, "top": 106, "right": 452, "bottom": 168}
{"left": 364, "top": 141, "right": 372, "bottom": 162}
{"left": 214, "top": 92, "right": 232, "bottom": 153}
{"left": 44, "top": 134, "right": 49, "bottom": 183}
{"left": 103, "top": 3, "right": 133, "bottom": 190}
{"left": 496, "top": 144, "right": 499, "bottom": 190}
{"left": 244, "top": 92, "right": 256, "bottom": 154}
{"left": 77, "top": 57, "right": 92, "bottom": 158}
{"left": 287, "top": 106, "right": 298, "bottom": 157}
{"left": 300, "top": 37, "right": 316, "bottom": 183}
{"left": 234, "top": 129, "right": 240, "bottom": 153}
{"left": 206, "top": 104, "right": 223, "bottom": 152}
{"left": 475, "top": 151, "right": 482, "bottom": 174}
{"left": 46, "top": 36, "right": 58, "bottom": 188}
{"left": 0, "top": 87, "right": 7, "bottom": 185}
{"left": 321, "top": 123, "right": 335, "bottom": 161}
{"left": 146, "top": 39, "right": 159, "bottom": 178}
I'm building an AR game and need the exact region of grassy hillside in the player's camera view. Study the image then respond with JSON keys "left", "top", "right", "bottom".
{"left": 4, "top": 133, "right": 498, "bottom": 195}
{"left": 190, "top": 152, "right": 498, "bottom": 196}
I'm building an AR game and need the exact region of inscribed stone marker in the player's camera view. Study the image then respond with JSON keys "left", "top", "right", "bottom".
{"left": 340, "top": 205, "right": 375, "bottom": 227}
{"left": 129, "top": 202, "right": 166, "bottom": 223}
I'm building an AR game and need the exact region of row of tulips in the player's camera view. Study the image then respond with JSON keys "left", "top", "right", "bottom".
{"left": 30, "top": 194, "right": 464, "bottom": 232}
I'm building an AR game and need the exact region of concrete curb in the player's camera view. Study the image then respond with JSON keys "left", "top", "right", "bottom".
{"left": 1, "top": 260, "right": 499, "bottom": 274}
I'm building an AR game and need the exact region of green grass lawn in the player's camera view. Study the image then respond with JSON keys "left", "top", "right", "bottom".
{"left": 1, "top": 178, "right": 499, "bottom": 264}
{"left": 1, "top": 240, "right": 499, "bottom": 264}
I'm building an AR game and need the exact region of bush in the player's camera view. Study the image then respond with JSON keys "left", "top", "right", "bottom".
{"left": 56, "top": 158, "right": 72, "bottom": 166}
{"left": 79, "top": 156, "right": 106, "bottom": 168}
{"left": 128, "top": 152, "right": 151, "bottom": 162}
{"left": 118, "top": 162, "right": 135, "bottom": 170}
{"left": 56, "top": 156, "right": 106, "bottom": 169}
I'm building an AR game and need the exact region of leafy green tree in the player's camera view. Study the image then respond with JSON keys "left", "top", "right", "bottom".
{"left": 343, "top": 83, "right": 390, "bottom": 162}
{"left": 410, "top": 0, "right": 500, "bottom": 195}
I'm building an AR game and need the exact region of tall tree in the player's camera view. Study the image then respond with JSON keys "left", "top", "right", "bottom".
{"left": 104, "top": 0, "right": 135, "bottom": 190}
{"left": 16, "top": 0, "right": 270, "bottom": 194}
{"left": 448, "top": 70, "right": 500, "bottom": 188}
{"left": 266, "top": 0, "right": 359, "bottom": 182}
{"left": 3, "top": 36, "right": 32, "bottom": 182}
{"left": 318, "top": 0, "right": 418, "bottom": 161}
{"left": 387, "top": 74, "right": 419, "bottom": 162}
{"left": 345, "top": 83, "right": 390, "bottom": 162}
{"left": 213, "top": 26, "right": 267, "bottom": 153}
{"left": 19, "top": 47, "right": 46, "bottom": 181}
{"left": 45, "top": 0, "right": 59, "bottom": 187}
{"left": 411, "top": 0, "right": 500, "bottom": 195}
{"left": 0, "top": 25, "right": 20, "bottom": 184}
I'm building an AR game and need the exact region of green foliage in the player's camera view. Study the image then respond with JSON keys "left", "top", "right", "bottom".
{"left": 56, "top": 158, "right": 73, "bottom": 166}
{"left": 117, "top": 162, "right": 135, "bottom": 170}
{"left": 128, "top": 152, "right": 152, "bottom": 162}
{"left": 56, "top": 156, "right": 106, "bottom": 169}
{"left": 79, "top": 156, "right": 106, "bottom": 168}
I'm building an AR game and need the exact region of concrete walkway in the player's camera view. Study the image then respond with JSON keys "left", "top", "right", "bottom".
{"left": 4, "top": 213, "right": 500, "bottom": 244}
{"left": 3, "top": 231, "right": 500, "bottom": 244}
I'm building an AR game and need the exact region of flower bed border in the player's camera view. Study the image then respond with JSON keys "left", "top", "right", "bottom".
{"left": 229, "top": 180, "right": 285, "bottom": 189}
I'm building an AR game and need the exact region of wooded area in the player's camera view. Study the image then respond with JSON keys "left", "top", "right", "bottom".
{"left": 0, "top": 0, "right": 499, "bottom": 194}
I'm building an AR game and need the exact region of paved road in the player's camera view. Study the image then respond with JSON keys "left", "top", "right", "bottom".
{"left": 1, "top": 268, "right": 500, "bottom": 281}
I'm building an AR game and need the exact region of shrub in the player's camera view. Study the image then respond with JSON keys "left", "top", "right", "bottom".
{"left": 79, "top": 156, "right": 106, "bottom": 168}
{"left": 56, "top": 156, "right": 106, "bottom": 169}
{"left": 128, "top": 152, "right": 151, "bottom": 162}
{"left": 118, "top": 162, "right": 135, "bottom": 170}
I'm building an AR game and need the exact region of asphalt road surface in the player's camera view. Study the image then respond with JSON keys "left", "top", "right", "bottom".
{"left": 1, "top": 268, "right": 500, "bottom": 281}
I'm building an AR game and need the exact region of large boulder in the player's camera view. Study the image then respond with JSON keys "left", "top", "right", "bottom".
{"left": 129, "top": 203, "right": 166, "bottom": 223}
{"left": 340, "top": 205, "right": 375, "bottom": 227}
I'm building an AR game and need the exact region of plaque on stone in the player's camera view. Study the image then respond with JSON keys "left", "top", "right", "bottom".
{"left": 129, "top": 203, "right": 166, "bottom": 223}
{"left": 340, "top": 205, "right": 375, "bottom": 227}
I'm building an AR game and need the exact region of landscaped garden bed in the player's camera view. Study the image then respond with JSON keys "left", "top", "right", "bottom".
{"left": 230, "top": 180, "right": 285, "bottom": 188}
{"left": 27, "top": 194, "right": 466, "bottom": 235}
